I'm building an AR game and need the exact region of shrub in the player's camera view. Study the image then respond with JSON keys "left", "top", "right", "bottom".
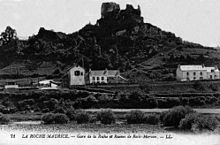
{"left": 74, "top": 95, "right": 98, "bottom": 109}
{"left": 192, "top": 115, "right": 218, "bottom": 132}
{"left": 66, "top": 108, "right": 76, "bottom": 121}
{"left": 139, "top": 84, "right": 151, "bottom": 93}
{"left": 75, "top": 111, "right": 90, "bottom": 124}
{"left": 209, "top": 83, "right": 219, "bottom": 91}
{"left": 126, "top": 110, "right": 145, "bottom": 124}
{"left": 53, "top": 106, "right": 66, "bottom": 114}
{"left": 162, "top": 106, "right": 195, "bottom": 128}
{"left": 144, "top": 114, "right": 160, "bottom": 125}
{"left": 145, "top": 98, "right": 158, "bottom": 108}
{"left": 179, "top": 113, "right": 218, "bottom": 132}
{"left": 0, "top": 105, "right": 8, "bottom": 114}
{"left": 179, "top": 113, "right": 199, "bottom": 130}
{"left": 97, "top": 110, "right": 115, "bottom": 124}
{"left": 128, "top": 92, "right": 143, "bottom": 103}
{"left": 0, "top": 113, "right": 10, "bottom": 124}
{"left": 205, "top": 96, "right": 218, "bottom": 105}
{"left": 159, "top": 111, "right": 167, "bottom": 122}
{"left": 41, "top": 113, "right": 69, "bottom": 124}
{"left": 42, "top": 113, "right": 55, "bottom": 124}
{"left": 53, "top": 113, "right": 69, "bottom": 124}
{"left": 193, "top": 81, "right": 206, "bottom": 91}
{"left": 188, "top": 97, "right": 206, "bottom": 106}
{"left": 166, "top": 98, "right": 180, "bottom": 108}
{"left": 43, "top": 98, "right": 59, "bottom": 111}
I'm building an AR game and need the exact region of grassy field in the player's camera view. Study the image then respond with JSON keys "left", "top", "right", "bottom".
{"left": 0, "top": 123, "right": 166, "bottom": 133}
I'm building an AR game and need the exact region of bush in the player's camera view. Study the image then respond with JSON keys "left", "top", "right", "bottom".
{"left": 0, "top": 113, "right": 10, "bottom": 124}
{"left": 193, "top": 81, "right": 206, "bottom": 91}
{"left": 166, "top": 98, "right": 180, "bottom": 108}
{"left": 179, "top": 113, "right": 199, "bottom": 130}
{"left": 53, "top": 113, "right": 69, "bottom": 124}
{"left": 145, "top": 98, "right": 158, "bottom": 108}
{"left": 160, "top": 111, "right": 167, "bottom": 122}
{"left": 192, "top": 115, "right": 218, "bottom": 132}
{"left": 179, "top": 113, "right": 218, "bottom": 132}
{"left": 188, "top": 97, "right": 206, "bottom": 106}
{"left": 97, "top": 110, "right": 115, "bottom": 124}
{"left": 75, "top": 111, "right": 90, "bottom": 124}
{"left": 53, "top": 106, "right": 66, "bottom": 114}
{"left": 0, "top": 105, "right": 8, "bottom": 114}
{"left": 41, "top": 113, "right": 69, "bottom": 124}
{"left": 126, "top": 110, "right": 145, "bottom": 124}
{"left": 66, "top": 108, "right": 76, "bottom": 121}
{"left": 144, "top": 114, "right": 160, "bottom": 125}
{"left": 209, "top": 83, "right": 219, "bottom": 91}
{"left": 42, "top": 113, "right": 55, "bottom": 124}
{"left": 162, "top": 106, "right": 195, "bottom": 128}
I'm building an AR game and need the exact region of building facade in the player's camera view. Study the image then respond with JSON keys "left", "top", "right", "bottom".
{"left": 89, "top": 69, "right": 126, "bottom": 84}
{"left": 69, "top": 66, "right": 85, "bottom": 86}
{"left": 38, "top": 80, "right": 60, "bottom": 90}
{"left": 62, "top": 65, "right": 85, "bottom": 87}
{"left": 176, "top": 65, "right": 220, "bottom": 81}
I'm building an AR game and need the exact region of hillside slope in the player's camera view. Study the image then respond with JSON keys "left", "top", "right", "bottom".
{"left": 0, "top": 2, "right": 219, "bottom": 82}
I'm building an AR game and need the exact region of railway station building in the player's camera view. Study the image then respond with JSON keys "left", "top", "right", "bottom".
{"left": 176, "top": 65, "right": 220, "bottom": 81}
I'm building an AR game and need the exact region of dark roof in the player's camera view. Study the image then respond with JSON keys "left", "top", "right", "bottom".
{"left": 89, "top": 70, "right": 120, "bottom": 77}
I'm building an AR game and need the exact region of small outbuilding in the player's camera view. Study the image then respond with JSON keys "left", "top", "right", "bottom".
{"left": 62, "top": 65, "right": 85, "bottom": 87}
{"left": 37, "top": 79, "right": 61, "bottom": 90}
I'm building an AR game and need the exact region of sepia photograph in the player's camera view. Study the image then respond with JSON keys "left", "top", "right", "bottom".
{"left": 0, "top": 0, "right": 220, "bottom": 145}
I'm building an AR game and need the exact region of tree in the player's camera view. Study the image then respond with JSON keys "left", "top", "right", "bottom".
{"left": 0, "top": 26, "right": 17, "bottom": 46}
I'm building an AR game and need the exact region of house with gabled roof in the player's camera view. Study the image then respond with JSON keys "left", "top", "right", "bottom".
{"left": 89, "top": 68, "right": 127, "bottom": 84}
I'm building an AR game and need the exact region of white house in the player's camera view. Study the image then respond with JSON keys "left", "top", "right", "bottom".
{"left": 89, "top": 69, "right": 127, "bottom": 84}
{"left": 38, "top": 79, "right": 61, "bottom": 90}
{"left": 68, "top": 65, "right": 85, "bottom": 86}
{"left": 4, "top": 81, "right": 19, "bottom": 89}
{"left": 176, "top": 65, "right": 220, "bottom": 81}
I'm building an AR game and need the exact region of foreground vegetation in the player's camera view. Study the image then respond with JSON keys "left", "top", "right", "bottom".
{"left": 1, "top": 106, "right": 219, "bottom": 133}
{"left": 0, "top": 86, "right": 220, "bottom": 116}
{"left": 40, "top": 106, "right": 220, "bottom": 133}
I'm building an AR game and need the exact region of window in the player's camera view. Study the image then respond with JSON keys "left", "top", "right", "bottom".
{"left": 92, "top": 77, "right": 95, "bottom": 80}
{"left": 210, "top": 76, "right": 213, "bottom": 79}
{"left": 211, "top": 70, "right": 214, "bottom": 73}
{"left": 7, "top": 82, "right": 16, "bottom": 85}
{"left": 193, "top": 72, "right": 196, "bottom": 75}
{"left": 74, "top": 71, "right": 80, "bottom": 76}
{"left": 200, "top": 77, "right": 203, "bottom": 80}
{"left": 81, "top": 72, "right": 83, "bottom": 76}
{"left": 97, "top": 77, "right": 100, "bottom": 80}
{"left": 187, "top": 72, "right": 189, "bottom": 76}
{"left": 101, "top": 77, "right": 104, "bottom": 80}
{"left": 193, "top": 77, "right": 196, "bottom": 80}
{"left": 200, "top": 72, "right": 203, "bottom": 75}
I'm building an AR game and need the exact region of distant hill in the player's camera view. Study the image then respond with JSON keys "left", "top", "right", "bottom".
{"left": 0, "top": 2, "right": 219, "bottom": 82}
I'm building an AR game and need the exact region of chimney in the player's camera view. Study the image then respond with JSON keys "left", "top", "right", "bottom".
{"left": 104, "top": 68, "right": 108, "bottom": 75}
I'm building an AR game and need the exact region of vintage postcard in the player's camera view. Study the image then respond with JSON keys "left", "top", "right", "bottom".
{"left": 0, "top": 0, "right": 220, "bottom": 145}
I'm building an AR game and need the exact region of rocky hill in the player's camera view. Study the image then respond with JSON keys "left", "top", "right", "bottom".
{"left": 0, "top": 2, "right": 219, "bottom": 82}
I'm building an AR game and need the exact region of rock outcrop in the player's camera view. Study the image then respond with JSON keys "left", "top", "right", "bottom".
{"left": 101, "top": 2, "right": 120, "bottom": 18}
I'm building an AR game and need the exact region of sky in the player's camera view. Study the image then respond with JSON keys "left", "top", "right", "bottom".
{"left": 0, "top": 0, "right": 220, "bottom": 47}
